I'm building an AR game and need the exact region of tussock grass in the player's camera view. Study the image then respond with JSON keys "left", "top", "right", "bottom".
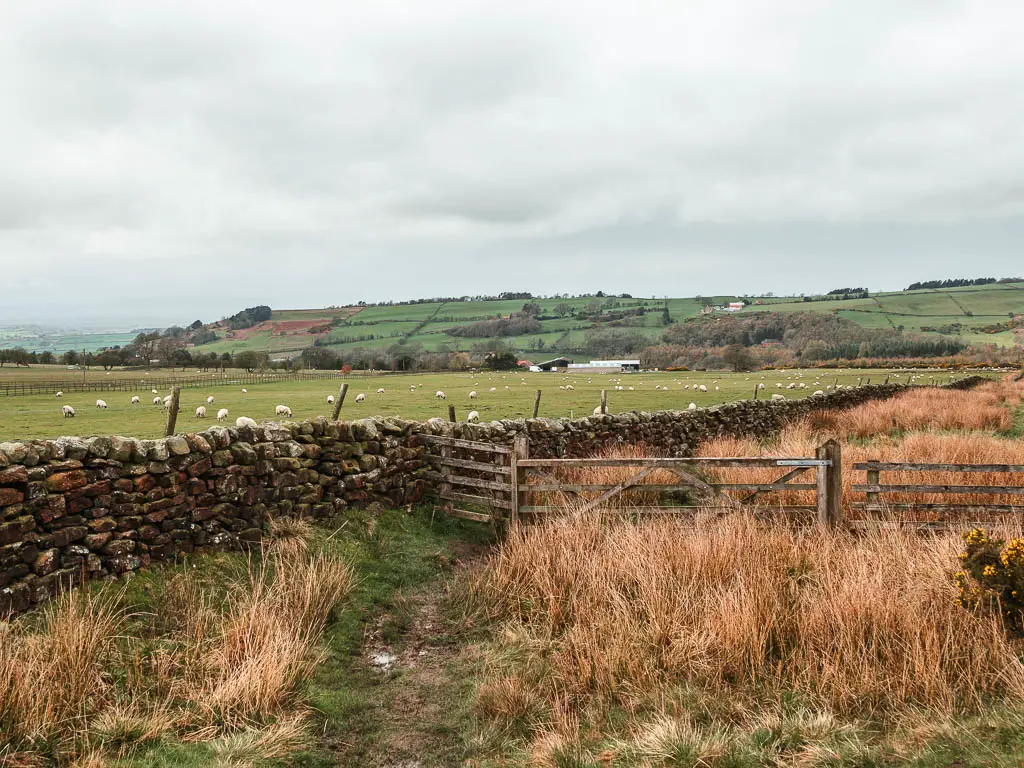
{"left": 467, "top": 512, "right": 1024, "bottom": 763}
{"left": 0, "top": 524, "right": 352, "bottom": 765}
{"left": 699, "top": 377, "right": 1024, "bottom": 511}
{"left": 469, "top": 514, "right": 1024, "bottom": 716}
{"left": 820, "top": 379, "right": 1021, "bottom": 438}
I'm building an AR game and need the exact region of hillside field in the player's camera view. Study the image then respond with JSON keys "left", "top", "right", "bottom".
{"left": 3, "top": 283, "right": 1021, "bottom": 363}
{"left": 160, "top": 282, "right": 1024, "bottom": 358}
{"left": 0, "top": 368, "right": 951, "bottom": 442}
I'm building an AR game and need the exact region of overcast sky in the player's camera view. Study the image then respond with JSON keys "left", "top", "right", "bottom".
{"left": 2, "top": 1, "right": 1023, "bottom": 328}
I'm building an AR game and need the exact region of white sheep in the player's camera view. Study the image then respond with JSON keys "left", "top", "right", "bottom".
{"left": 163, "top": 395, "right": 173, "bottom": 408}
{"left": 772, "top": 394, "right": 786, "bottom": 401}
{"left": 275, "top": 405, "right": 292, "bottom": 417}
{"left": 490, "top": 387, "right": 497, "bottom": 392}
{"left": 95, "top": 399, "right": 107, "bottom": 409}
{"left": 688, "top": 402, "right": 697, "bottom": 410}
{"left": 467, "top": 410, "right": 480, "bottom": 423}
{"left": 55, "top": 391, "right": 63, "bottom": 398}
{"left": 813, "top": 390, "right": 824, "bottom": 396}
{"left": 566, "top": 385, "right": 574, "bottom": 391}
{"left": 377, "top": 388, "right": 385, "bottom": 394}
{"left": 241, "top": 388, "right": 247, "bottom": 395}
{"left": 469, "top": 391, "right": 477, "bottom": 399}
{"left": 130, "top": 396, "right": 140, "bottom": 405}
{"left": 153, "top": 397, "right": 161, "bottom": 405}
{"left": 151, "top": 389, "right": 158, "bottom": 395}
{"left": 355, "top": 393, "right": 366, "bottom": 403}
{"left": 195, "top": 406, "right": 207, "bottom": 418}
{"left": 206, "top": 395, "right": 215, "bottom": 404}
{"left": 236, "top": 416, "right": 257, "bottom": 428}
{"left": 327, "top": 395, "right": 335, "bottom": 404}
{"left": 592, "top": 406, "right": 604, "bottom": 415}
{"left": 62, "top": 405, "right": 75, "bottom": 418}
{"left": 410, "top": 386, "right": 416, "bottom": 392}
{"left": 217, "top": 408, "right": 229, "bottom": 420}
{"left": 698, "top": 384, "right": 708, "bottom": 392}
{"left": 758, "top": 383, "right": 765, "bottom": 389}
{"left": 435, "top": 391, "right": 446, "bottom": 400}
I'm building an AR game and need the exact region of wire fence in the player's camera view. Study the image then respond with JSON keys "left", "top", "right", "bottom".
{"left": 0, "top": 370, "right": 343, "bottom": 397}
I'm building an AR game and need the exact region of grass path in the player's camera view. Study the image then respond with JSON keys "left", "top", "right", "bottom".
{"left": 297, "top": 511, "right": 493, "bottom": 768}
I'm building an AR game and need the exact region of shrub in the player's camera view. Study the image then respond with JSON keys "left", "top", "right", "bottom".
{"left": 956, "top": 528, "right": 1024, "bottom": 634}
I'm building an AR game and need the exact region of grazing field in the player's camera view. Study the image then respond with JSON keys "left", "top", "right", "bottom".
{"left": 748, "top": 281, "right": 1024, "bottom": 347}
{"left": 0, "top": 368, "right": 959, "bottom": 441}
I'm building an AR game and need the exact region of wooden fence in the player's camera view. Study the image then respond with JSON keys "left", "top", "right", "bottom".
{"left": 422, "top": 436, "right": 1024, "bottom": 530}
{"left": 849, "top": 461, "right": 1024, "bottom": 529}
{"left": 0, "top": 370, "right": 342, "bottom": 397}
{"left": 515, "top": 439, "right": 842, "bottom": 526}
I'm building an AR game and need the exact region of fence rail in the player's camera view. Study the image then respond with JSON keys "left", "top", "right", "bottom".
{"left": 515, "top": 441, "right": 843, "bottom": 525}
{"left": 850, "top": 460, "right": 1024, "bottom": 523}
{"left": 0, "top": 370, "right": 342, "bottom": 397}
{"left": 423, "top": 438, "right": 1024, "bottom": 531}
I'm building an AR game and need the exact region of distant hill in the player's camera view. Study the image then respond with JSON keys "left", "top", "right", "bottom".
{"left": 188, "top": 282, "right": 1024, "bottom": 359}
{"left": 6, "top": 282, "right": 1022, "bottom": 360}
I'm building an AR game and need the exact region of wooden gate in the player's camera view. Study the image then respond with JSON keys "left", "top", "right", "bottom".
{"left": 420, "top": 435, "right": 518, "bottom": 524}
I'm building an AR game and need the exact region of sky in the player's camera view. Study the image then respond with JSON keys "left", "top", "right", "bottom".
{"left": 2, "top": 0, "right": 1023, "bottom": 328}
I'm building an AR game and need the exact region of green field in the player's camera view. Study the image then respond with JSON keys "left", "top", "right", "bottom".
{"left": 0, "top": 368, "right": 962, "bottom": 442}
{"left": 747, "top": 283, "right": 1024, "bottom": 346}
{"left": 5, "top": 283, "right": 1022, "bottom": 362}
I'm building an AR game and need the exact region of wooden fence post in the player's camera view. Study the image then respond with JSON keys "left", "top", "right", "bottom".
{"left": 331, "top": 382, "right": 349, "bottom": 420}
{"left": 164, "top": 386, "right": 181, "bottom": 437}
{"left": 753, "top": 385, "right": 758, "bottom": 400}
{"left": 600, "top": 389, "right": 607, "bottom": 414}
{"left": 448, "top": 404, "right": 457, "bottom": 423}
{"left": 866, "top": 458, "right": 880, "bottom": 511}
{"left": 816, "top": 439, "right": 842, "bottom": 527}
{"left": 510, "top": 435, "right": 528, "bottom": 528}
{"left": 533, "top": 389, "right": 542, "bottom": 419}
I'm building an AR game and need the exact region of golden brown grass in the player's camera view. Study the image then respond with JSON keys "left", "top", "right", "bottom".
{"left": 813, "top": 378, "right": 1022, "bottom": 439}
{"left": 0, "top": 528, "right": 352, "bottom": 765}
{"left": 697, "top": 377, "right": 1024, "bottom": 513}
{"left": 469, "top": 514, "right": 1024, "bottom": 722}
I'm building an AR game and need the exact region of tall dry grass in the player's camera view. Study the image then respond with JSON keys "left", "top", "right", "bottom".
{"left": 697, "top": 377, "right": 1024, "bottom": 512}
{"left": 0, "top": 531, "right": 353, "bottom": 764}
{"left": 815, "top": 378, "right": 1022, "bottom": 439}
{"left": 468, "top": 514, "right": 1024, "bottom": 724}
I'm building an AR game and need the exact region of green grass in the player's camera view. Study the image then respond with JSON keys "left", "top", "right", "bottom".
{"left": 0, "top": 368, "right": 950, "bottom": 442}
{"left": 89, "top": 507, "right": 494, "bottom": 767}
{"left": 744, "top": 283, "right": 1024, "bottom": 347}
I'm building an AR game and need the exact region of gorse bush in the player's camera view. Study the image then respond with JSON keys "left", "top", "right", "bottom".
{"left": 956, "top": 527, "right": 1024, "bottom": 634}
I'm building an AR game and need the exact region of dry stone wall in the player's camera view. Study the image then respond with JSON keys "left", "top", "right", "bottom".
{"left": 0, "top": 377, "right": 986, "bottom": 614}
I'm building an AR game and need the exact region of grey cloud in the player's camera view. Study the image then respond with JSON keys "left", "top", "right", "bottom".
{"left": 1, "top": 0, "right": 1023, "bottom": 326}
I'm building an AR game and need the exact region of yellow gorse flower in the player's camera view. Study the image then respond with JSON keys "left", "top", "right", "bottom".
{"left": 964, "top": 528, "right": 988, "bottom": 546}
{"left": 1001, "top": 538, "right": 1024, "bottom": 567}
{"left": 983, "top": 565, "right": 997, "bottom": 578}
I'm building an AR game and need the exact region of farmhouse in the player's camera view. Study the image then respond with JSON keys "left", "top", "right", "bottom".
{"left": 568, "top": 359, "right": 642, "bottom": 373}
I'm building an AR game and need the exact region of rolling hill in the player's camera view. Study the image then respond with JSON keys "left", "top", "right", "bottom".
{"left": 191, "top": 282, "right": 1024, "bottom": 359}
{"left": 5, "top": 282, "right": 1021, "bottom": 360}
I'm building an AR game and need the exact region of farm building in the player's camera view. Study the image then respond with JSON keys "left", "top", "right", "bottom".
{"left": 568, "top": 359, "right": 642, "bottom": 373}
{"left": 535, "top": 357, "right": 573, "bottom": 372}
{"left": 726, "top": 302, "right": 745, "bottom": 312}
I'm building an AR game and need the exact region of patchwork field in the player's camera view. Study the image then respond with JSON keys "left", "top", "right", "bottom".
{"left": 0, "top": 368, "right": 956, "bottom": 442}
